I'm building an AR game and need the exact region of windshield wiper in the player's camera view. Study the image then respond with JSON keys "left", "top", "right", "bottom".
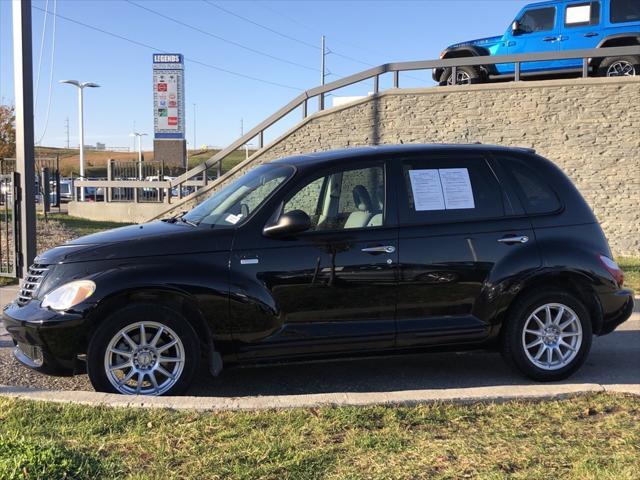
{"left": 162, "top": 211, "right": 198, "bottom": 227}
{"left": 178, "top": 217, "right": 199, "bottom": 227}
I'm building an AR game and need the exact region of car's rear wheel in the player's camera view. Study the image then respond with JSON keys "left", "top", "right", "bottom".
{"left": 87, "top": 304, "right": 199, "bottom": 396}
{"left": 501, "top": 291, "right": 592, "bottom": 381}
{"left": 598, "top": 56, "right": 639, "bottom": 77}
{"left": 439, "top": 66, "right": 482, "bottom": 86}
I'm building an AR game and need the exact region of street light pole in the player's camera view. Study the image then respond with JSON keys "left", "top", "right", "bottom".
{"left": 59, "top": 80, "right": 100, "bottom": 201}
{"left": 130, "top": 132, "right": 148, "bottom": 180}
{"left": 78, "top": 86, "right": 84, "bottom": 194}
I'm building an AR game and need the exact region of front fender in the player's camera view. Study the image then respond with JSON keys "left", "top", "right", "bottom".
{"left": 433, "top": 46, "right": 493, "bottom": 81}
{"left": 71, "top": 255, "right": 232, "bottom": 349}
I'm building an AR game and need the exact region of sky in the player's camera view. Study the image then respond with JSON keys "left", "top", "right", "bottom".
{"left": 0, "top": 0, "right": 530, "bottom": 151}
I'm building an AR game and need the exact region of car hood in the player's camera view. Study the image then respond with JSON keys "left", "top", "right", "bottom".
{"left": 35, "top": 221, "right": 235, "bottom": 265}
{"left": 448, "top": 35, "right": 503, "bottom": 50}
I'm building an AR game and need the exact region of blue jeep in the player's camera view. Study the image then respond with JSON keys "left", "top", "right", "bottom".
{"left": 434, "top": 0, "right": 640, "bottom": 85}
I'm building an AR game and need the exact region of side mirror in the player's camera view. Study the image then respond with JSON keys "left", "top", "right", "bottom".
{"left": 263, "top": 210, "right": 311, "bottom": 237}
{"left": 512, "top": 20, "right": 521, "bottom": 34}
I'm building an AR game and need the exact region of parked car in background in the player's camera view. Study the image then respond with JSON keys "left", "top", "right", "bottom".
{"left": 58, "top": 179, "right": 73, "bottom": 203}
{"left": 3, "top": 145, "right": 634, "bottom": 396}
{"left": 435, "top": 0, "right": 640, "bottom": 85}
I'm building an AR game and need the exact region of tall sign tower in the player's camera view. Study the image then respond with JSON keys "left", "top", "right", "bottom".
{"left": 152, "top": 53, "right": 186, "bottom": 168}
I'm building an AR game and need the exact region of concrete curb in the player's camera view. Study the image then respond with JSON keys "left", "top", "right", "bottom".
{"left": 1, "top": 383, "right": 637, "bottom": 412}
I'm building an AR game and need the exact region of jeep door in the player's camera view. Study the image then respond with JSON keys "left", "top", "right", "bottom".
{"left": 393, "top": 151, "right": 541, "bottom": 348}
{"left": 507, "top": 4, "right": 562, "bottom": 72}
{"left": 558, "top": 1, "right": 603, "bottom": 69}
{"left": 229, "top": 160, "right": 399, "bottom": 361}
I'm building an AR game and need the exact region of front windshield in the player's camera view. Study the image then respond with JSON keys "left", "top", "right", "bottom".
{"left": 183, "top": 164, "right": 294, "bottom": 226}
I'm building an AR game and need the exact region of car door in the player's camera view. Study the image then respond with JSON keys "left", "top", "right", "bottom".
{"left": 558, "top": 1, "right": 603, "bottom": 69}
{"left": 507, "top": 4, "right": 562, "bottom": 73}
{"left": 393, "top": 151, "right": 541, "bottom": 348}
{"left": 229, "top": 160, "right": 399, "bottom": 361}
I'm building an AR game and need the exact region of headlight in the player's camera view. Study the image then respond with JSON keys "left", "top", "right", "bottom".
{"left": 41, "top": 280, "right": 96, "bottom": 311}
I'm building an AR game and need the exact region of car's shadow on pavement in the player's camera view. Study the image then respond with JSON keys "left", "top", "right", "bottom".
{"left": 186, "top": 328, "right": 640, "bottom": 397}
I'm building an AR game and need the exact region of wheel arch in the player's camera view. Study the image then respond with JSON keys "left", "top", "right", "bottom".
{"left": 86, "top": 287, "right": 216, "bottom": 363}
{"left": 592, "top": 34, "right": 640, "bottom": 69}
{"left": 435, "top": 46, "right": 490, "bottom": 80}
{"left": 497, "top": 271, "right": 604, "bottom": 339}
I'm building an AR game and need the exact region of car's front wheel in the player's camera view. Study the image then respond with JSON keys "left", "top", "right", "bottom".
{"left": 439, "top": 66, "right": 482, "bottom": 86}
{"left": 501, "top": 291, "right": 592, "bottom": 381}
{"left": 87, "top": 304, "right": 200, "bottom": 396}
{"left": 598, "top": 56, "right": 639, "bottom": 77}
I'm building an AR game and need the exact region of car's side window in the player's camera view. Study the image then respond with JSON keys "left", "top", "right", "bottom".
{"left": 610, "top": 0, "right": 640, "bottom": 23}
{"left": 501, "top": 157, "right": 561, "bottom": 215}
{"left": 282, "top": 165, "right": 385, "bottom": 231}
{"left": 518, "top": 7, "right": 557, "bottom": 33}
{"left": 565, "top": 2, "right": 600, "bottom": 27}
{"left": 399, "top": 156, "right": 505, "bottom": 225}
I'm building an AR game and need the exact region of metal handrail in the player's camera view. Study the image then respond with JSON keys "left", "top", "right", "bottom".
{"left": 76, "top": 45, "right": 640, "bottom": 204}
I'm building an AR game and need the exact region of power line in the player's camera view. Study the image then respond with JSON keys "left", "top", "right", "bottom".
{"left": 202, "top": 0, "right": 319, "bottom": 50}
{"left": 34, "top": 0, "right": 49, "bottom": 111}
{"left": 36, "top": 0, "right": 57, "bottom": 145}
{"left": 31, "top": 5, "right": 304, "bottom": 91}
{"left": 255, "top": 2, "right": 426, "bottom": 82}
{"left": 255, "top": 2, "right": 382, "bottom": 63}
{"left": 125, "top": 0, "right": 316, "bottom": 72}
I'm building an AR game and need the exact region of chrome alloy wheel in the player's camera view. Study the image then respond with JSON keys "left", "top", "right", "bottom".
{"left": 522, "top": 303, "right": 583, "bottom": 371}
{"left": 104, "top": 321, "right": 186, "bottom": 395}
{"left": 447, "top": 70, "right": 471, "bottom": 85}
{"left": 606, "top": 60, "right": 636, "bottom": 77}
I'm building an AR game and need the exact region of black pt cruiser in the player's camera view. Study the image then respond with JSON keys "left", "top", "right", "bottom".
{"left": 3, "top": 145, "right": 634, "bottom": 396}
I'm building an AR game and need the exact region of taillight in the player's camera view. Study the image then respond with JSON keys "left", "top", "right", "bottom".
{"left": 599, "top": 255, "right": 624, "bottom": 287}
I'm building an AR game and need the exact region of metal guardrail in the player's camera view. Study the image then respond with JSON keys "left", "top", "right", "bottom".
{"left": 74, "top": 45, "right": 640, "bottom": 206}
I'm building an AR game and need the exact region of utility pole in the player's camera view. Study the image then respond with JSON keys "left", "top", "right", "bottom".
{"left": 320, "top": 35, "right": 326, "bottom": 86}
{"left": 12, "top": 0, "right": 37, "bottom": 277}
{"left": 64, "top": 117, "right": 70, "bottom": 149}
{"left": 193, "top": 103, "right": 196, "bottom": 152}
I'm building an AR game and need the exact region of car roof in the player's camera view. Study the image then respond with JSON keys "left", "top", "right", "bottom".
{"left": 271, "top": 144, "right": 535, "bottom": 169}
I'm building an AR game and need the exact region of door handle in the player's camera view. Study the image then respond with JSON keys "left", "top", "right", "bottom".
{"left": 543, "top": 36, "right": 557, "bottom": 42}
{"left": 498, "top": 235, "right": 529, "bottom": 245}
{"left": 584, "top": 32, "right": 599, "bottom": 38}
{"left": 361, "top": 245, "right": 396, "bottom": 254}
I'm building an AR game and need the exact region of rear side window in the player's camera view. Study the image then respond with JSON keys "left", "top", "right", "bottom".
{"left": 503, "top": 159, "right": 561, "bottom": 214}
{"left": 399, "top": 156, "right": 505, "bottom": 224}
{"left": 565, "top": 2, "right": 601, "bottom": 26}
{"left": 610, "top": 0, "right": 640, "bottom": 23}
{"left": 519, "top": 7, "right": 557, "bottom": 32}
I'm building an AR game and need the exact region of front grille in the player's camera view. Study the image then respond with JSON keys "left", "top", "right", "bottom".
{"left": 16, "top": 264, "right": 49, "bottom": 306}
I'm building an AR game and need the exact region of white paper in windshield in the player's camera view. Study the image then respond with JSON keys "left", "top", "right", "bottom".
{"left": 439, "top": 168, "right": 475, "bottom": 209}
{"left": 225, "top": 213, "right": 243, "bottom": 224}
{"left": 408, "top": 169, "right": 445, "bottom": 211}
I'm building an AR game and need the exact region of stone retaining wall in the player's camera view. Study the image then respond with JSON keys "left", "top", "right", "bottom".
{"left": 159, "top": 77, "right": 639, "bottom": 255}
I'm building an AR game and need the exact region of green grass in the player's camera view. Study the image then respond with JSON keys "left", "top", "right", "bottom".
{"left": 617, "top": 257, "right": 640, "bottom": 294}
{"left": 42, "top": 213, "right": 132, "bottom": 237}
{"left": 0, "top": 393, "right": 638, "bottom": 479}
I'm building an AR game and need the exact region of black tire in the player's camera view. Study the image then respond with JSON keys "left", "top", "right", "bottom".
{"left": 597, "top": 56, "right": 640, "bottom": 77}
{"left": 87, "top": 303, "right": 200, "bottom": 396}
{"left": 501, "top": 290, "right": 592, "bottom": 382}
{"left": 439, "top": 66, "right": 482, "bottom": 86}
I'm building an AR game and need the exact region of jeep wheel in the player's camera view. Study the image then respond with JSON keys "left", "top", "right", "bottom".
{"left": 598, "top": 56, "right": 639, "bottom": 77}
{"left": 439, "top": 66, "right": 482, "bottom": 86}
{"left": 501, "top": 291, "right": 592, "bottom": 382}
